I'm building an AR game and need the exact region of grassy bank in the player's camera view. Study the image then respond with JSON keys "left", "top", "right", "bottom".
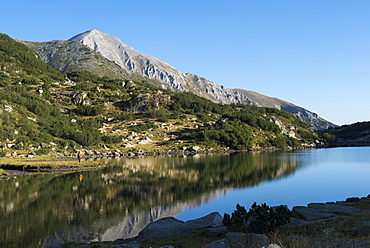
{"left": 0, "top": 156, "right": 103, "bottom": 176}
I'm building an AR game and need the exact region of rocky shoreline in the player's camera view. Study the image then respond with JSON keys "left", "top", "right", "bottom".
{"left": 45, "top": 195, "right": 370, "bottom": 248}
{"left": 0, "top": 145, "right": 322, "bottom": 180}
{"left": 64, "top": 143, "right": 324, "bottom": 159}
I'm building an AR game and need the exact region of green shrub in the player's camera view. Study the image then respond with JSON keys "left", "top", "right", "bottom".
{"left": 34, "top": 149, "right": 50, "bottom": 155}
{"left": 55, "top": 139, "right": 78, "bottom": 150}
{"left": 102, "top": 135, "right": 122, "bottom": 144}
{"left": 75, "top": 104, "right": 104, "bottom": 116}
{"left": 156, "top": 117, "right": 168, "bottom": 123}
{"left": 21, "top": 76, "right": 38, "bottom": 85}
{"left": 70, "top": 129, "right": 102, "bottom": 146}
{"left": 223, "top": 202, "right": 291, "bottom": 234}
{"left": 248, "top": 202, "right": 291, "bottom": 234}
{"left": 0, "top": 151, "right": 6, "bottom": 157}
{"left": 127, "top": 122, "right": 157, "bottom": 132}
{"left": 0, "top": 169, "right": 9, "bottom": 175}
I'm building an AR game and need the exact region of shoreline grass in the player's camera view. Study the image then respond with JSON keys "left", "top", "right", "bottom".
{"left": 0, "top": 156, "right": 103, "bottom": 171}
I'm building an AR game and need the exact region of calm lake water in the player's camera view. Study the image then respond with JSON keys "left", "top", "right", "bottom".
{"left": 1, "top": 146, "right": 370, "bottom": 248}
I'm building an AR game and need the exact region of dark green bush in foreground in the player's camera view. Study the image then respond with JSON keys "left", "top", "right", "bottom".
{"left": 223, "top": 202, "right": 291, "bottom": 234}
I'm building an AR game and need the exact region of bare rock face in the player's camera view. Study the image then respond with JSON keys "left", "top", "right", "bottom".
{"left": 69, "top": 29, "right": 189, "bottom": 92}
{"left": 137, "top": 212, "right": 223, "bottom": 242}
{"left": 185, "top": 73, "right": 256, "bottom": 105}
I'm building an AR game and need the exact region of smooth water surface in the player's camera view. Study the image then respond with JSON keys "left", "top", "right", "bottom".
{"left": 1, "top": 147, "right": 370, "bottom": 248}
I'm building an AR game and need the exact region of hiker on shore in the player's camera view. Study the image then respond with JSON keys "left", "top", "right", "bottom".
{"left": 77, "top": 151, "right": 83, "bottom": 162}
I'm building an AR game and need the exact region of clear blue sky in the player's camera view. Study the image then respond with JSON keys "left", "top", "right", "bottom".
{"left": 2, "top": 0, "right": 370, "bottom": 125}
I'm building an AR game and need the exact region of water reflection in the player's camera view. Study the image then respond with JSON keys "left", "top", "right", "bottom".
{"left": 0, "top": 151, "right": 300, "bottom": 248}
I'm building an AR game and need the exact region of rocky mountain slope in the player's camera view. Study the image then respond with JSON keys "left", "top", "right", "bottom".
{"left": 21, "top": 39, "right": 130, "bottom": 80}
{"left": 0, "top": 33, "right": 325, "bottom": 156}
{"left": 68, "top": 30, "right": 256, "bottom": 106}
{"left": 24, "top": 29, "right": 336, "bottom": 130}
{"left": 235, "top": 89, "right": 336, "bottom": 130}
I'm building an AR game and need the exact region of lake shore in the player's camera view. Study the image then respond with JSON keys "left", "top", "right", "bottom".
{"left": 0, "top": 145, "right": 318, "bottom": 180}
{"left": 0, "top": 156, "right": 106, "bottom": 179}
{"left": 44, "top": 194, "right": 370, "bottom": 248}
{"left": 3, "top": 146, "right": 370, "bottom": 248}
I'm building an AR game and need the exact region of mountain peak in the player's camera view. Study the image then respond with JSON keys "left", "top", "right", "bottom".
{"left": 69, "top": 29, "right": 113, "bottom": 42}
{"left": 82, "top": 29, "right": 103, "bottom": 36}
{"left": 69, "top": 29, "right": 139, "bottom": 69}
{"left": 68, "top": 29, "right": 189, "bottom": 90}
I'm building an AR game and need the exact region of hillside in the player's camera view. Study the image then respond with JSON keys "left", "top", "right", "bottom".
{"left": 21, "top": 40, "right": 130, "bottom": 79}
{"left": 0, "top": 33, "right": 324, "bottom": 157}
{"left": 319, "top": 121, "right": 370, "bottom": 146}
{"left": 235, "top": 89, "right": 336, "bottom": 130}
{"left": 23, "top": 29, "right": 337, "bottom": 130}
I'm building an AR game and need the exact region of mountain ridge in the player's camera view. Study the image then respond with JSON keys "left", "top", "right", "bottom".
{"left": 0, "top": 32, "right": 330, "bottom": 157}
{"left": 25, "top": 29, "right": 337, "bottom": 130}
{"left": 68, "top": 29, "right": 337, "bottom": 130}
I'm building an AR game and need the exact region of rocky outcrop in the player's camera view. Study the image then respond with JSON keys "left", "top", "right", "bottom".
{"left": 185, "top": 73, "right": 257, "bottom": 105}
{"left": 292, "top": 202, "right": 362, "bottom": 222}
{"left": 136, "top": 212, "right": 223, "bottom": 242}
{"left": 288, "top": 196, "right": 370, "bottom": 248}
{"left": 291, "top": 197, "right": 367, "bottom": 222}
{"left": 281, "top": 104, "right": 337, "bottom": 130}
{"left": 270, "top": 116, "right": 296, "bottom": 137}
{"left": 120, "top": 91, "right": 171, "bottom": 112}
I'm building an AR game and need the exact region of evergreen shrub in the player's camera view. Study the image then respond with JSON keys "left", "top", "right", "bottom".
{"left": 223, "top": 202, "right": 291, "bottom": 234}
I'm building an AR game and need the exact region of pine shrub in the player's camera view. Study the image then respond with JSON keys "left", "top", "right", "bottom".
{"left": 223, "top": 202, "right": 291, "bottom": 234}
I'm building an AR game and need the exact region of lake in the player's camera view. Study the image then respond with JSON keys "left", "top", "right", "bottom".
{"left": 1, "top": 146, "right": 370, "bottom": 248}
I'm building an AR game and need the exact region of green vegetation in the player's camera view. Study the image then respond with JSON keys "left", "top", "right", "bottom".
{"left": 223, "top": 203, "right": 292, "bottom": 234}
{"left": 0, "top": 33, "right": 321, "bottom": 157}
{"left": 319, "top": 121, "right": 370, "bottom": 145}
{"left": 0, "top": 168, "right": 8, "bottom": 175}
{"left": 172, "top": 92, "right": 312, "bottom": 149}
{"left": 0, "top": 34, "right": 63, "bottom": 82}
{"left": 0, "top": 156, "right": 102, "bottom": 169}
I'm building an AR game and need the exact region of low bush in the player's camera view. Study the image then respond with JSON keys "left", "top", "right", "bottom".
{"left": 223, "top": 202, "right": 291, "bottom": 234}
{"left": 75, "top": 104, "right": 104, "bottom": 116}
{"left": 102, "top": 135, "right": 122, "bottom": 144}
{"left": 34, "top": 149, "right": 50, "bottom": 155}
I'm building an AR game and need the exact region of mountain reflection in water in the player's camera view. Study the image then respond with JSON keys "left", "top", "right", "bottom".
{"left": 0, "top": 151, "right": 299, "bottom": 248}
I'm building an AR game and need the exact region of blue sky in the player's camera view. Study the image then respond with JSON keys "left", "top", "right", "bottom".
{"left": 2, "top": 0, "right": 370, "bottom": 125}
